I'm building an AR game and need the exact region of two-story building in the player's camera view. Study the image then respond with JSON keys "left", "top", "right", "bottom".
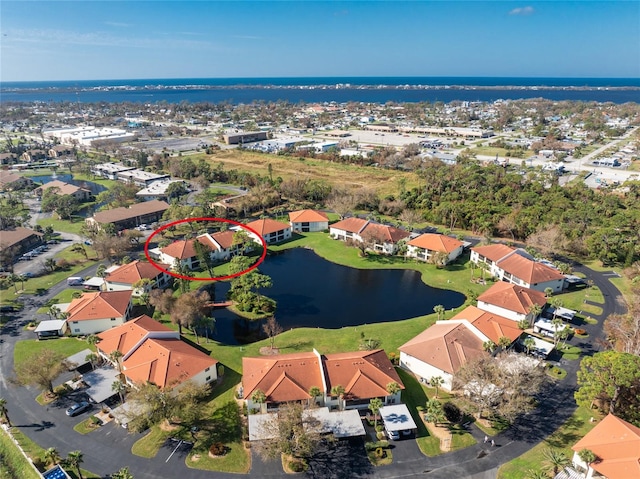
{"left": 245, "top": 218, "right": 292, "bottom": 245}
{"left": 103, "top": 260, "right": 172, "bottom": 296}
{"left": 406, "top": 233, "right": 464, "bottom": 264}
{"left": 64, "top": 290, "right": 133, "bottom": 336}
{"left": 330, "top": 217, "right": 410, "bottom": 254}
{"left": 85, "top": 200, "right": 170, "bottom": 231}
{"left": 288, "top": 209, "right": 329, "bottom": 233}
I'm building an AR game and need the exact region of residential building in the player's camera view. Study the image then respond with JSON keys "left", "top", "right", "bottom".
{"left": 85, "top": 200, "right": 170, "bottom": 231}
{"left": 288, "top": 209, "right": 329, "bottom": 233}
{"left": 242, "top": 349, "right": 403, "bottom": 412}
{"left": 64, "top": 290, "right": 133, "bottom": 336}
{"left": 90, "top": 162, "right": 136, "bottom": 180}
{"left": 245, "top": 218, "right": 292, "bottom": 244}
{"left": 136, "top": 179, "right": 187, "bottom": 201}
{"left": 35, "top": 180, "right": 92, "bottom": 201}
{"left": 470, "top": 244, "right": 565, "bottom": 293}
{"left": 399, "top": 321, "right": 487, "bottom": 391}
{"left": 0, "top": 227, "right": 43, "bottom": 258}
{"left": 330, "top": 217, "right": 410, "bottom": 254}
{"left": 567, "top": 413, "right": 640, "bottom": 479}
{"left": 153, "top": 230, "right": 241, "bottom": 270}
{"left": 406, "top": 233, "right": 464, "bottom": 264}
{"left": 96, "top": 315, "right": 218, "bottom": 389}
{"left": 116, "top": 169, "right": 169, "bottom": 187}
{"left": 449, "top": 306, "right": 523, "bottom": 345}
{"left": 476, "top": 281, "right": 547, "bottom": 323}
{"left": 0, "top": 171, "right": 34, "bottom": 191}
{"left": 104, "top": 260, "right": 172, "bottom": 296}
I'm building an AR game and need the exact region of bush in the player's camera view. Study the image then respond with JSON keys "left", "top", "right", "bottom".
{"left": 376, "top": 431, "right": 386, "bottom": 440}
{"left": 443, "top": 402, "right": 462, "bottom": 423}
{"left": 209, "top": 442, "right": 227, "bottom": 456}
{"left": 574, "top": 328, "right": 587, "bottom": 335}
{"left": 375, "top": 425, "right": 384, "bottom": 432}
{"left": 375, "top": 447, "right": 385, "bottom": 458}
{"left": 289, "top": 460, "right": 306, "bottom": 472}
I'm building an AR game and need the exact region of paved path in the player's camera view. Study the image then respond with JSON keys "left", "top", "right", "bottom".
{"left": 0, "top": 264, "right": 626, "bottom": 478}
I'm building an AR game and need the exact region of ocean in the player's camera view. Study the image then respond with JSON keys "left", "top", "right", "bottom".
{"left": 1, "top": 77, "right": 639, "bottom": 104}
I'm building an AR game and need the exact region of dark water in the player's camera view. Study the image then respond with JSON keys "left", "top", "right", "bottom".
{"left": 1, "top": 77, "right": 639, "bottom": 104}
{"left": 30, "top": 174, "right": 107, "bottom": 216}
{"left": 212, "top": 247, "right": 465, "bottom": 344}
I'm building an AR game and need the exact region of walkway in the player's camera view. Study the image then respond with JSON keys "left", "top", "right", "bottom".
{"left": 0, "top": 264, "right": 626, "bottom": 479}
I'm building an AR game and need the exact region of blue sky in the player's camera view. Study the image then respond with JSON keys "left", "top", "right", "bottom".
{"left": 1, "top": 1, "right": 638, "bottom": 81}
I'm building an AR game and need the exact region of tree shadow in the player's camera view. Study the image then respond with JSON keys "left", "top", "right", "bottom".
{"left": 280, "top": 340, "right": 313, "bottom": 351}
{"left": 18, "top": 420, "right": 56, "bottom": 431}
{"left": 305, "top": 437, "right": 373, "bottom": 479}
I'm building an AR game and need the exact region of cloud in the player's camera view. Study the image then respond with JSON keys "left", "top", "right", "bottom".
{"left": 509, "top": 6, "right": 534, "bottom": 16}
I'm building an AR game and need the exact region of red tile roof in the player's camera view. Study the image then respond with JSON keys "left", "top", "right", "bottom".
{"left": 472, "top": 244, "right": 516, "bottom": 262}
{"left": 288, "top": 209, "right": 329, "bottom": 223}
{"left": 399, "top": 323, "right": 487, "bottom": 375}
{"left": 451, "top": 306, "right": 522, "bottom": 344}
{"left": 105, "top": 260, "right": 168, "bottom": 285}
{"left": 123, "top": 338, "right": 217, "bottom": 388}
{"left": 210, "top": 230, "right": 235, "bottom": 250}
{"left": 96, "top": 314, "right": 175, "bottom": 356}
{"left": 245, "top": 218, "right": 291, "bottom": 236}
{"left": 497, "top": 253, "right": 565, "bottom": 284}
{"left": 477, "top": 281, "right": 547, "bottom": 314}
{"left": 408, "top": 233, "right": 463, "bottom": 253}
{"left": 66, "top": 291, "right": 132, "bottom": 322}
{"left": 322, "top": 350, "right": 404, "bottom": 399}
{"left": 330, "top": 217, "right": 368, "bottom": 234}
{"left": 243, "top": 352, "right": 322, "bottom": 403}
{"left": 572, "top": 413, "right": 640, "bottom": 479}
{"left": 159, "top": 235, "right": 218, "bottom": 260}
{"left": 361, "top": 222, "right": 410, "bottom": 244}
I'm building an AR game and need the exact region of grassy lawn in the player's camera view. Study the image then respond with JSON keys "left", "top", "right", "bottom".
{"left": 37, "top": 215, "right": 88, "bottom": 236}
{"left": 556, "top": 286, "right": 604, "bottom": 317}
{"left": 73, "top": 416, "right": 102, "bottom": 435}
{"left": 14, "top": 337, "right": 94, "bottom": 371}
{"left": 497, "top": 407, "right": 601, "bottom": 479}
{"left": 0, "top": 429, "right": 40, "bottom": 479}
{"left": 131, "top": 427, "right": 173, "bottom": 458}
{"left": 37, "top": 289, "right": 79, "bottom": 313}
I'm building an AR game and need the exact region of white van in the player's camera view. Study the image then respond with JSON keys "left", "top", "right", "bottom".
{"left": 67, "top": 277, "right": 84, "bottom": 286}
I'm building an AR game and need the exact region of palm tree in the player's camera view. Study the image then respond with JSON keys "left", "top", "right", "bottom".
{"left": 251, "top": 389, "right": 267, "bottom": 412}
{"left": 525, "top": 469, "right": 549, "bottom": 479}
{"left": 551, "top": 318, "right": 565, "bottom": 347}
{"left": 70, "top": 243, "right": 88, "bottom": 259}
{"left": 18, "top": 274, "right": 27, "bottom": 291}
{"left": 528, "top": 303, "right": 543, "bottom": 327}
{"left": 469, "top": 261, "right": 476, "bottom": 281}
{"left": 8, "top": 273, "right": 20, "bottom": 293}
{"left": 577, "top": 448, "right": 597, "bottom": 469}
{"left": 66, "top": 450, "right": 84, "bottom": 479}
{"left": 86, "top": 334, "right": 100, "bottom": 347}
{"left": 44, "top": 258, "right": 57, "bottom": 273}
{"left": 544, "top": 287, "right": 554, "bottom": 298}
{"left": 112, "top": 380, "right": 126, "bottom": 405}
{"left": 424, "top": 398, "right": 445, "bottom": 425}
{"left": 498, "top": 336, "right": 512, "bottom": 350}
{"left": 111, "top": 467, "right": 134, "bottom": 479}
{"left": 429, "top": 376, "right": 444, "bottom": 399}
{"left": 109, "top": 350, "right": 123, "bottom": 372}
{"left": 433, "top": 304, "right": 446, "bottom": 321}
{"left": 368, "top": 397, "right": 383, "bottom": 429}
{"left": 44, "top": 447, "right": 60, "bottom": 466}
{"left": 542, "top": 448, "right": 570, "bottom": 475}
{"left": 386, "top": 381, "right": 401, "bottom": 397}
{"left": 483, "top": 340, "right": 497, "bottom": 354}
{"left": 0, "top": 398, "right": 11, "bottom": 427}
{"left": 308, "top": 386, "right": 321, "bottom": 406}
{"left": 523, "top": 337, "right": 536, "bottom": 355}
{"left": 96, "top": 264, "right": 107, "bottom": 278}
{"left": 85, "top": 353, "right": 99, "bottom": 370}
{"left": 48, "top": 305, "right": 61, "bottom": 319}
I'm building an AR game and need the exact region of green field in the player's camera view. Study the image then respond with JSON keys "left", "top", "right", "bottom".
{"left": 0, "top": 430, "right": 40, "bottom": 479}
{"left": 14, "top": 337, "right": 94, "bottom": 371}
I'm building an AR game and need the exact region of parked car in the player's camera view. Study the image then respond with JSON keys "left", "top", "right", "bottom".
{"left": 66, "top": 401, "right": 91, "bottom": 417}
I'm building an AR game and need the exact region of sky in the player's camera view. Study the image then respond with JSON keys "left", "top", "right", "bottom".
{"left": 1, "top": 1, "right": 639, "bottom": 82}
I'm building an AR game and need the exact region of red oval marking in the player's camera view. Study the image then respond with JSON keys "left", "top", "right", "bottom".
{"left": 143, "top": 217, "right": 267, "bottom": 281}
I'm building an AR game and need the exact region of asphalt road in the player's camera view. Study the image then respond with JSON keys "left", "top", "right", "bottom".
{"left": 0, "top": 264, "right": 625, "bottom": 479}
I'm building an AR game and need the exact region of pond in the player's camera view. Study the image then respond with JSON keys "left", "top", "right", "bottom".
{"left": 30, "top": 174, "right": 108, "bottom": 217}
{"left": 213, "top": 248, "right": 465, "bottom": 344}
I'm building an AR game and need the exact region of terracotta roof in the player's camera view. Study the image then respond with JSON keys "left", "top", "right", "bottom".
{"left": 289, "top": 209, "right": 329, "bottom": 223}
{"left": 90, "top": 200, "right": 169, "bottom": 224}
{"left": 105, "top": 260, "right": 168, "bottom": 285}
{"left": 399, "top": 323, "right": 487, "bottom": 375}
{"left": 322, "top": 350, "right": 404, "bottom": 400}
{"left": 477, "top": 281, "right": 547, "bottom": 314}
{"left": 242, "top": 352, "right": 323, "bottom": 403}
{"left": 36, "top": 180, "right": 88, "bottom": 196}
{"left": 572, "top": 413, "right": 640, "bottom": 479}
{"left": 497, "top": 254, "right": 565, "bottom": 284}
{"left": 0, "top": 171, "right": 31, "bottom": 187}
{"left": 96, "top": 314, "right": 175, "bottom": 356}
{"left": 361, "top": 222, "right": 411, "bottom": 244}
{"left": 472, "top": 244, "right": 516, "bottom": 262}
{"left": 408, "top": 233, "right": 463, "bottom": 253}
{"left": 451, "top": 306, "right": 522, "bottom": 344}
{"left": 330, "top": 217, "right": 368, "bottom": 234}
{"left": 160, "top": 239, "right": 198, "bottom": 260}
{"left": 210, "top": 230, "right": 235, "bottom": 250}
{"left": 123, "top": 338, "right": 217, "bottom": 388}
{"left": 245, "top": 218, "right": 291, "bottom": 236}
{"left": 66, "top": 291, "right": 132, "bottom": 322}
{"left": 0, "top": 227, "right": 43, "bottom": 250}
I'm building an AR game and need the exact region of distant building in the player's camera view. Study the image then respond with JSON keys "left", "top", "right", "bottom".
{"left": 35, "top": 180, "right": 92, "bottom": 201}
{"left": 44, "top": 126, "right": 135, "bottom": 147}
{"left": 116, "top": 169, "right": 170, "bottom": 187}
{"left": 0, "top": 227, "right": 43, "bottom": 258}
{"left": 0, "top": 171, "right": 34, "bottom": 191}
{"left": 136, "top": 179, "right": 187, "bottom": 201}
{"left": 85, "top": 200, "right": 170, "bottom": 231}
{"left": 288, "top": 209, "right": 329, "bottom": 233}
{"left": 223, "top": 131, "right": 268, "bottom": 145}
{"left": 91, "top": 162, "right": 136, "bottom": 180}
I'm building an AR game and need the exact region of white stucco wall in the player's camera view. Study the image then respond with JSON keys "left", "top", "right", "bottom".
{"left": 476, "top": 301, "right": 526, "bottom": 322}
{"left": 291, "top": 221, "right": 328, "bottom": 232}
{"left": 68, "top": 317, "right": 127, "bottom": 336}
{"left": 399, "top": 352, "right": 454, "bottom": 391}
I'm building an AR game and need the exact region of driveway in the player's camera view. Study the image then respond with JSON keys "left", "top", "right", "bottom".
{"left": 0, "top": 264, "right": 626, "bottom": 478}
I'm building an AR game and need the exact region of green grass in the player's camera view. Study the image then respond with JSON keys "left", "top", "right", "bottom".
{"left": 14, "top": 337, "right": 94, "bottom": 371}
{"left": 498, "top": 407, "right": 601, "bottom": 479}
{"left": 131, "top": 427, "right": 172, "bottom": 458}
{"left": 73, "top": 416, "right": 102, "bottom": 435}
{"left": 37, "top": 215, "right": 88, "bottom": 236}
{"left": 555, "top": 286, "right": 604, "bottom": 317}
{"left": 0, "top": 429, "right": 40, "bottom": 479}
{"left": 37, "top": 289, "right": 79, "bottom": 313}
{"left": 546, "top": 365, "right": 567, "bottom": 380}
{"left": 558, "top": 345, "right": 582, "bottom": 361}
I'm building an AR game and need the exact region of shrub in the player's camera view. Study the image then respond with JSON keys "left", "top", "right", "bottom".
{"left": 376, "top": 431, "right": 386, "bottom": 440}
{"left": 375, "top": 425, "right": 384, "bottom": 432}
{"left": 289, "top": 460, "right": 306, "bottom": 472}
{"left": 443, "top": 402, "right": 462, "bottom": 423}
{"left": 574, "top": 328, "right": 587, "bottom": 335}
{"left": 209, "top": 442, "right": 227, "bottom": 456}
{"left": 375, "top": 447, "right": 385, "bottom": 458}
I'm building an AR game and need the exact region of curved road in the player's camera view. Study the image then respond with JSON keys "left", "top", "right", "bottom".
{"left": 0, "top": 265, "right": 626, "bottom": 479}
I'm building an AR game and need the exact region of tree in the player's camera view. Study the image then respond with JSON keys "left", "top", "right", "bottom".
{"left": 399, "top": 209, "right": 422, "bottom": 232}
{"left": 424, "top": 398, "right": 445, "bottom": 425}
{"left": 525, "top": 470, "right": 549, "bottom": 479}
{"left": 577, "top": 448, "right": 597, "bottom": 468}
{"left": 251, "top": 389, "right": 267, "bottom": 410}
{"left": 308, "top": 386, "right": 322, "bottom": 405}
{"left": 603, "top": 288, "right": 640, "bottom": 355}
{"left": 368, "top": 397, "right": 383, "bottom": 428}
{"left": 44, "top": 447, "right": 60, "bottom": 466}
{"left": 85, "top": 353, "right": 99, "bottom": 370}
{"left": 386, "top": 381, "right": 401, "bottom": 396}
{"left": 551, "top": 318, "right": 565, "bottom": 347}
{"left": 544, "top": 287, "right": 554, "bottom": 298}
{"left": 172, "top": 290, "right": 210, "bottom": 338}
{"left": 70, "top": 243, "right": 88, "bottom": 259}
{"left": 111, "top": 467, "right": 134, "bottom": 479}
{"left": 262, "top": 316, "right": 283, "bottom": 351}
{"left": 149, "top": 288, "right": 175, "bottom": 316}
{"left": 528, "top": 303, "right": 543, "bottom": 327}
{"left": 0, "top": 398, "right": 11, "bottom": 426}
{"left": 255, "top": 402, "right": 328, "bottom": 461}
{"left": 433, "top": 304, "right": 445, "bottom": 321}
{"left": 523, "top": 337, "right": 536, "bottom": 354}
{"left": 429, "top": 376, "right": 444, "bottom": 399}
{"left": 193, "top": 238, "right": 215, "bottom": 276}
{"left": 112, "top": 380, "right": 127, "bottom": 405}
{"left": 44, "top": 258, "right": 58, "bottom": 273}
{"left": 86, "top": 334, "right": 100, "bottom": 347}
{"left": 483, "top": 341, "right": 497, "bottom": 354}
{"left": 543, "top": 448, "right": 570, "bottom": 476}
{"left": 109, "top": 350, "right": 124, "bottom": 372}
{"left": 498, "top": 336, "right": 512, "bottom": 350}
{"left": 15, "top": 349, "right": 71, "bottom": 395}
{"left": 66, "top": 450, "right": 84, "bottom": 479}
{"left": 96, "top": 264, "right": 107, "bottom": 278}
{"left": 574, "top": 351, "right": 640, "bottom": 424}
{"left": 131, "top": 278, "right": 152, "bottom": 297}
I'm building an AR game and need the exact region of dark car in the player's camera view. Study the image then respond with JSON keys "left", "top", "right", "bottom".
{"left": 66, "top": 401, "right": 91, "bottom": 417}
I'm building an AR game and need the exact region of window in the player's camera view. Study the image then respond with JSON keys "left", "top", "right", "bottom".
{"left": 74, "top": 329, "right": 80, "bottom": 333}
{"left": 111, "top": 318, "right": 116, "bottom": 321}
{"left": 205, "top": 376, "right": 211, "bottom": 382}
{"left": 72, "top": 321, "right": 79, "bottom": 324}
{"left": 205, "top": 367, "right": 210, "bottom": 372}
